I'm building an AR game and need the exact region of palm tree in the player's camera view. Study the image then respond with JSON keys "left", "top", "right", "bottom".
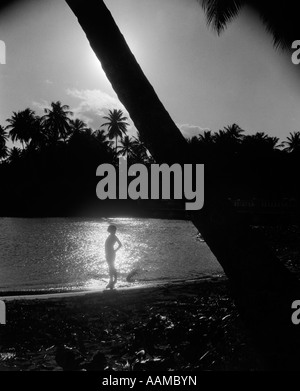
{"left": 7, "top": 147, "right": 22, "bottom": 164}
{"left": 198, "top": 130, "right": 215, "bottom": 144}
{"left": 66, "top": 0, "right": 300, "bottom": 369}
{"left": 243, "top": 132, "right": 281, "bottom": 151}
{"left": 246, "top": 132, "right": 269, "bottom": 142}
{"left": 283, "top": 131, "right": 300, "bottom": 153}
{"left": 28, "top": 116, "right": 48, "bottom": 150}
{"left": 101, "top": 109, "right": 129, "bottom": 152}
{"left": 0, "top": 125, "right": 8, "bottom": 146}
{"left": 131, "top": 134, "right": 151, "bottom": 162}
{"left": 0, "top": 125, "right": 8, "bottom": 160}
{"left": 211, "top": 124, "right": 244, "bottom": 158}
{"left": 69, "top": 118, "right": 89, "bottom": 135}
{"left": 117, "top": 135, "right": 137, "bottom": 159}
{"left": 214, "top": 124, "right": 244, "bottom": 144}
{"left": 94, "top": 128, "right": 113, "bottom": 149}
{"left": 199, "top": 0, "right": 297, "bottom": 49}
{"left": 42, "top": 101, "right": 73, "bottom": 143}
{"left": 223, "top": 123, "right": 245, "bottom": 141}
{"left": 6, "top": 108, "right": 38, "bottom": 148}
{"left": 83, "top": 127, "right": 94, "bottom": 137}
{"left": 0, "top": 145, "right": 8, "bottom": 160}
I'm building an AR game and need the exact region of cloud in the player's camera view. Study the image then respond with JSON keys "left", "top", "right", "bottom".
{"left": 66, "top": 88, "right": 129, "bottom": 126}
{"left": 32, "top": 89, "right": 136, "bottom": 134}
{"left": 178, "top": 124, "right": 211, "bottom": 139}
{"left": 32, "top": 96, "right": 209, "bottom": 141}
{"left": 32, "top": 100, "right": 50, "bottom": 113}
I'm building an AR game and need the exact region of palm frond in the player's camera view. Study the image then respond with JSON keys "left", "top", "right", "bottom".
{"left": 199, "top": 0, "right": 297, "bottom": 49}
{"left": 199, "top": 0, "right": 242, "bottom": 34}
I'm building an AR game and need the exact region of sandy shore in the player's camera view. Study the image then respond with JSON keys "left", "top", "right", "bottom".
{"left": 0, "top": 276, "right": 265, "bottom": 371}
{"left": 0, "top": 277, "right": 216, "bottom": 301}
{"left": 1, "top": 225, "right": 299, "bottom": 371}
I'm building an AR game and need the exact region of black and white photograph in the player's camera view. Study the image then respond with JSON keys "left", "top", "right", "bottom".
{"left": 1, "top": 0, "right": 300, "bottom": 377}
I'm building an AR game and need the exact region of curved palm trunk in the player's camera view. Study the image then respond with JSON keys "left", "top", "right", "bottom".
{"left": 66, "top": 0, "right": 300, "bottom": 369}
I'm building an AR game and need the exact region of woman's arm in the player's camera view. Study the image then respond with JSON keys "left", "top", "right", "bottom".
{"left": 115, "top": 236, "right": 122, "bottom": 252}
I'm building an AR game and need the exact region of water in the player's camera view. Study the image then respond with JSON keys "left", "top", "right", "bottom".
{"left": 0, "top": 217, "right": 224, "bottom": 293}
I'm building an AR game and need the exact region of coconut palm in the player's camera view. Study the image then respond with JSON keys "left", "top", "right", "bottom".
{"left": 0, "top": 125, "right": 8, "bottom": 160}
{"left": 131, "top": 134, "right": 151, "bottom": 162}
{"left": 7, "top": 147, "right": 22, "bottom": 164}
{"left": 0, "top": 125, "right": 8, "bottom": 146}
{"left": 117, "top": 135, "right": 137, "bottom": 159}
{"left": 94, "top": 128, "right": 113, "bottom": 149}
{"left": 84, "top": 127, "right": 94, "bottom": 137}
{"left": 199, "top": 0, "right": 297, "bottom": 49}
{"left": 66, "top": 0, "right": 300, "bottom": 369}
{"left": 0, "top": 142, "right": 8, "bottom": 161}
{"left": 69, "top": 118, "right": 89, "bottom": 135}
{"left": 198, "top": 130, "right": 215, "bottom": 144}
{"left": 223, "top": 123, "right": 245, "bottom": 141}
{"left": 186, "top": 135, "right": 197, "bottom": 144}
{"left": 283, "top": 131, "right": 300, "bottom": 153}
{"left": 0, "top": 145, "right": 8, "bottom": 160}
{"left": 28, "top": 116, "right": 48, "bottom": 150}
{"left": 6, "top": 108, "right": 38, "bottom": 148}
{"left": 214, "top": 124, "right": 244, "bottom": 144}
{"left": 239, "top": 132, "right": 281, "bottom": 161}
{"left": 247, "top": 132, "right": 269, "bottom": 142}
{"left": 42, "top": 101, "right": 73, "bottom": 143}
{"left": 101, "top": 109, "right": 129, "bottom": 152}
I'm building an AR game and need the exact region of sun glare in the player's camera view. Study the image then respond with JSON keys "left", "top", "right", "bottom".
{"left": 84, "top": 50, "right": 112, "bottom": 87}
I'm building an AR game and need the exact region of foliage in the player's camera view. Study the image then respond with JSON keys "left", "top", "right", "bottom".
{"left": 101, "top": 109, "right": 129, "bottom": 151}
{"left": 0, "top": 280, "right": 263, "bottom": 371}
{"left": 199, "top": 0, "right": 298, "bottom": 49}
{"left": 1, "top": 102, "right": 300, "bottom": 215}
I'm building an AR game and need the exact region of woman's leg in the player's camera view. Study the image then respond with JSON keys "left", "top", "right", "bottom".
{"left": 107, "top": 263, "right": 117, "bottom": 289}
{"left": 109, "top": 267, "right": 114, "bottom": 286}
{"left": 113, "top": 267, "right": 117, "bottom": 285}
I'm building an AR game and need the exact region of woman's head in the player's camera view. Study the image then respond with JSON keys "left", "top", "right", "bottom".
{"left": 107, "top": 224, "right": 117, "bottom": 234}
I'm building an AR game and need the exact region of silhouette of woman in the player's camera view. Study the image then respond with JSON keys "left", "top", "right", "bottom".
{"left": 105, "top": 224, "right": 122, "bottom": 289}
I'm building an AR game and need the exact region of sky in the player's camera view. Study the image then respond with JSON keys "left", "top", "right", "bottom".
{"left": 1, "top": 0, "right": 300, "bottom": 144}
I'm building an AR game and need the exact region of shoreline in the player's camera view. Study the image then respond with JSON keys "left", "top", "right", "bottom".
{"left": 1, "top": 225, "right": 299, "bottom": 371}
{"left": 0, "top": 275, "right": 225, "bottom": 301}
{"left": 0, "top": 276, "right": 264, "bottom": 371}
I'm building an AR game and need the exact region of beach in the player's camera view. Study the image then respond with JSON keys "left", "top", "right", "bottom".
{"left": 1, "top": 0, "right": 300, "bottom": 376}
{"left": 0, "top": 217, "right": 222, "bottom": 293}
{"left": 1, "top": 224, "right": 299, "bottom": 372}
{"left": 0, "top": 277, "right": 265, "bottom": 371}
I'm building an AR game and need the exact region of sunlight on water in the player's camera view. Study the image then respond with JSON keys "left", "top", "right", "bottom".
{"left": 0, "top": 217, "right": 224, "bottom": 292}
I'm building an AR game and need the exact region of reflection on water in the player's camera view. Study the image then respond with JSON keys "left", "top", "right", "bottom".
{"left": 0, "top": 217, "right": 223, "bottom": 292}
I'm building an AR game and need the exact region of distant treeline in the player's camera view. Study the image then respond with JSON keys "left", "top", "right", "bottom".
{"left": 0, "top": 102, "right": 299, "bottom": 217}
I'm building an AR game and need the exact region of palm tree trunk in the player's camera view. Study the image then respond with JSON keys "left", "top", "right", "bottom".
{"left": 115, "top": 136, "right": 118, "bottom": 154}
{"left": 66, "top": 0, "right": 300, "bottom": 369}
